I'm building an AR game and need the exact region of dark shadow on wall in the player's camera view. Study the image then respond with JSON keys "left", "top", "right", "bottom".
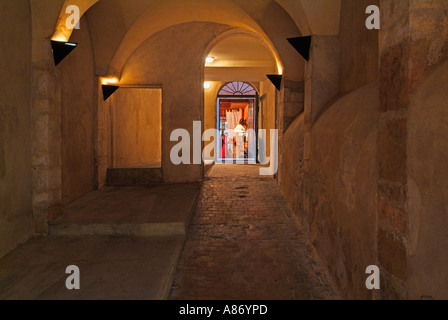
{"left": 60, "top": 15, "right": 96, "bottom": 206}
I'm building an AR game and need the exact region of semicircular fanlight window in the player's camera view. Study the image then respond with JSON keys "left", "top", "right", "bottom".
{"left": 218, "top": 82, "right": 257, "bottom": 96}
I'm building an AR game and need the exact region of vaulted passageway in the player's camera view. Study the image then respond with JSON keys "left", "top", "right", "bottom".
{"left": 1, "top": 0, "right": 448, "bottom": 301}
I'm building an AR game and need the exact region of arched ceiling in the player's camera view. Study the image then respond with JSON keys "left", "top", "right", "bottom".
{"left": 103, "top": 0, "right": 271, "bottom": 77}
{"left": 205, "top": 34, "right": 277, "bottom": 82}
{"left": 50, "top": 0, "right": 342, "bottom": 80}
{"left": 83, "top": 0, "right": 303, "bottom": 79}
{"left": 53, "top": 0, "right": 341, "bottom": 42}
{"left": 208, "top": 35, "right": 275, "bottom": 62}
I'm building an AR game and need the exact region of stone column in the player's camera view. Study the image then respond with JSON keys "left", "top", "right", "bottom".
{"left": 304, "top": 36, "right": 340, "bottom": 126}
{"left": 29, "top": 0, "right": 66, "bottom": 233}
{"left": 31, "top": 40, "right": 63, "bottom": 234}
{"left": 378, "top": 0, "right": 448, "bottom": 299}
{"left": 282, "top": 79, "right": 304, "bottom": 132}
{"left": 96, "top": 77, "right": 110, "bottom": 189}
{"left": 277, "top": 78, "right": 304, "bottom": 184}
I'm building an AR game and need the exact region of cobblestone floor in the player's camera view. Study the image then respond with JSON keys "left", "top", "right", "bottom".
{"left": 169, "top": 164, "right": 340, "bottom": 300}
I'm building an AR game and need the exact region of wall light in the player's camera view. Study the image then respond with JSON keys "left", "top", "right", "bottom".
{"left": 101, "top": 77, "right": 119, "bottom": 85}
{"left": 51, "top": 40, "right": 78, "bottom": 66}
{"left": 205, "top": 57, "right": 215, "bottom": 64}
{"left": 277, "top": 63, "right": 283, "bottom": 75}
{"left": 204, "top": 82, "right": 211, "bottom": 90}
{"left": 266, "top": 74, "right": 283, "bottom": 91}
{"left": 51, "top": 35, "right": 68, "bottom": 42}
{"left": 102, "top": 85, "right": 119, "bottom": 101}
{"left": 287, "top": 36, "right": 312, "bottom": 61}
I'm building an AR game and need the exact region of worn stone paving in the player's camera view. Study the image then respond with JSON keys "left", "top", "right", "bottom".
{"left": 169, "top": 164, "right": 340, "bottom": 300}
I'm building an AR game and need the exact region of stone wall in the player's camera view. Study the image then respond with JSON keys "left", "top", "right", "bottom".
{"left": 30, "top": 0, "right": 66, "bottom": 232}
{"left": 278, "top": 0, "right": 383, "bottom": 299}
{"left": 96, "top": 79, "right": 109, "bottom": 189}
{"left": 407, "top": 59, "right": 448, "bottom": 300}
{"left": 308, "top": 82, "right": 379, "bottom": 299}
{"left": 279, "top": 114, "right": 305, "bottom": 223}
{"left": 282, "top": 80, "right": 304, "bottom": 132}
{"left": 378, "top": 0, "right": 448, "bottom": 299}
{"left": 0, "top": 0, "right": 34, "bottom": 259}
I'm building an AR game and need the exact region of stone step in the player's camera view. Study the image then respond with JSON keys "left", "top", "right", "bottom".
{"left": 49, "top": 184, "right": 201, "bottom": 237}
{"left": 49, "top": 221, "right": 188, "bottom": 237}
{"left": 107, "top": 168, "right": 163, "bottom": 186}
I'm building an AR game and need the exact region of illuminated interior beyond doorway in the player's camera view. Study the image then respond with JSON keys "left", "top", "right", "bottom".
{"left": 216, "top": 82, "right": 257, "bottom": 162}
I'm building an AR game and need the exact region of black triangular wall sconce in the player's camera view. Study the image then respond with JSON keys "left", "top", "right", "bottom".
{"left": 51, "top": 40, "right": 78, "bottom": 66}
{"left": 266, "top": 74, "right": 283, "bottom": 91}
{"left": 102, "top": 85, "right": 120, "bottom": 101}
{"left": 287, "top": 36, "right": 312, "bottom": 61}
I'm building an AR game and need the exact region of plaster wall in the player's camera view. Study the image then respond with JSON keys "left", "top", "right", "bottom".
{"left": 259, "top": 80, "right": 277, "bottom": 160}
{"left": 121, "top": 22, "right": 232, "bottom": 182}
{"left": 204, "top": 81, "right": 222, "bottom": 160}
{"left": 110, "top": 88, "right": 162, "bottom": 168}
{"left": 305, "top": 36, "right": 340, "bottom": 124}
{"left": 339, "top": 0, "right": 379, "bottom": 93}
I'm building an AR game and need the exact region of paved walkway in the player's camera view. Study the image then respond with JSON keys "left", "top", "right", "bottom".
{"left": 169, "top": 164, "right": 340, "bottom": 300}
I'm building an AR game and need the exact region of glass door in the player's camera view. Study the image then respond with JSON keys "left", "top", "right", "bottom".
{"left": 216, "top": 97, "right": 257, "bottom": 162}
